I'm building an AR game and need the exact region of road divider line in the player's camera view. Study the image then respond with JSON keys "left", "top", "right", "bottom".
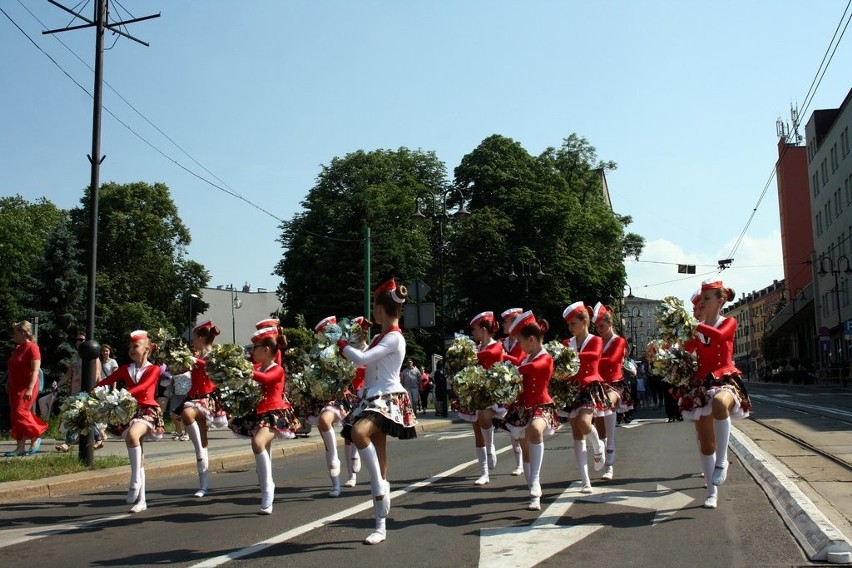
{"left": 190, "top": 445, "right": 514, "bottom": 567}
{"left": 0, "top": 513, "right": 129, "bottom": 549}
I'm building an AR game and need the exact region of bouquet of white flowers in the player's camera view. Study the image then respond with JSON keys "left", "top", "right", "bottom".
{"left": 59, "top": 392, "right": 98, "bottom": 434}
{"left": 453, "top": 361, "right": 523, "bottom": 411}
{"left": 147, "top": 327, "right": 173, "bottom": 366}
{"left": 89, "top": 385, "right": 138, "bottom": 426}
{"left": 160, "top": 337, "right": 195, "bottom": 375}
{"left": 206, "top": 343, "right": 261, "bottom": 417}
{"left": 656, "top": 296, "right": 699, "bottom": 344}
{"left": 445, "top": 334, "right": 478, "bottom": 378}
{"left": 647, "top": 339, "right": 697, "bottom": 388}
{"left": 288, "top": 319, "right": 357, "bottom": 413}
{"left": 543, "top": 340, "right": 580, "bottom": 380}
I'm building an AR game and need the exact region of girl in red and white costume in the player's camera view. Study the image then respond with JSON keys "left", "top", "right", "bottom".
{"left": 337, "top": 275, "right": 417, "bottom": 545}
{"left": 561, "top": 302, "right": 610, "bottom": 493}
{"left": 503, "top": 311, "right": 560, "bottom": 511}
{"left": 311, "top": 315, "right": 367, "bottom": 497}
{"left": 681, "top": 278, "right": 751, "bottom": 509}
{"left": 96, "top": 330, "right": 165, "bottom": 513}
{"left": 591, "top": 302, "right": 631, "bottom": 481}
{"left": 229, "top": 326, "right": 301, "bottom": 514}
{"left": 501, "top": 308, "right": 526, "bottom": 476}
{"left": 174, "top": 320, "right": 228, "bottom": 498}
{"left": 461, "top": 311, "right": 507, "bottom": 486}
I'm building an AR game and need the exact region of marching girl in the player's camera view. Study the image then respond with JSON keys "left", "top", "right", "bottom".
{"left": 95, "top": 330, "right": 165, "bottom": 513}
{"left": 561, "top": 302, "right": 610, "bottom": 493}
{"left": 174, "top": 320, "right": 228, "bottom": 498}
{"left": 503, "top": 311, "right": 560, "bottom": 511}
{"left": 311, "top": 316, "right": 368, "bottom": 497}
{"left": 681, "top": 278, "right": 751, "bottom": 509}
{"left": 337, "top": 274, "right": 417, "bottom": 545}
{"left": 229, "top": 326, "right": 301, "bottom": 514}
{"left": 462, "top": 311, "right": 506, "bottom": 486}
{"left": 501, "top": 308, "right": 526, "bottom": 476}
{"left": 591, "top": 303, "right": 631, "bottom": 481}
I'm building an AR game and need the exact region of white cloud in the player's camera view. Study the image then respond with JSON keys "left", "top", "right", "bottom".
{"left": 626, "top": 231, "right": 784, "bottom": 302}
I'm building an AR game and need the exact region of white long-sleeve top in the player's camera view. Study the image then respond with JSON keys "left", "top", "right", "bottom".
{"left": 342, "top": 329, "right": 406, "bottom": 398}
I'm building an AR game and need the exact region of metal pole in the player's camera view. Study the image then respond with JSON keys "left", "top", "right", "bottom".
{"left": 364, "top": 226, "right": 371, "bottom": 321}
{"left": 79, "top": 0, "right": 107, "bottom": 467}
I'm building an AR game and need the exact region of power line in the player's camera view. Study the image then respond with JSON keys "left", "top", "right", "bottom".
{"left": 724, "top": 2, "right": 852, "bottom": 263}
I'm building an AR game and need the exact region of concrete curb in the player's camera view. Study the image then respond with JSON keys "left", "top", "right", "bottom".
{"left": 730, "top": 427, "right": 852, "bottom": 564}
{"left": 0, "top": 418, "right": 455, "bottom": 505}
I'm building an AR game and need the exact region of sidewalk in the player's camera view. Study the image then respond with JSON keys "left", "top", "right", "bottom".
{"left": 0, "top": 413, "right": 455, "bottom": 504}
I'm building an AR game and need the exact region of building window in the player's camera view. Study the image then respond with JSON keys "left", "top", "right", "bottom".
{"left": 826, "top": 202, "right": 832, "bottom": 226}
{"left": 816, "top": 212, "right": 823, "bottom": 236}
{"left": 813, "top": 172, "right": 820, "bottom": 196}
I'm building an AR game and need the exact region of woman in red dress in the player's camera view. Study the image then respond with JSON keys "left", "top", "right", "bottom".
{"left": 96, "top": 330, "right": 165, "bottom": 513}
{"left": 561, "top": 302, "right": 610, "bottom": 493}
{"left": 503, "top": 311, "right": 560, "bottom": 511}
{"left": 500, "top": 308, "right": 526, "bottom": 476}
{"left": 4, "top": 321, "right": 48, "bottom": 457}
{"left": 175, "top": 320, "right": 228, "bottom": 498}
{"left": 681, "top": 278, "right": 751, "bottom": 509}
{"left": 462, "top": 311, "right": 506, "bottom": 486}
{"left": 592, "top": 302, "right": 631, "bottom": 481}
{"left": 229, "top": 326, "right": 300, "bottom": 514}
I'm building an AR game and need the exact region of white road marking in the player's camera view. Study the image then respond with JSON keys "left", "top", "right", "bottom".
{"left": 479, "top": 483, "right": 693, "bottom": 567}
{"left": 0, "top": 514, "right": 129, "bottom": 549}
{"left": 189, "top": 445, "right": 514, "bottom": 567}
{"left": 438, "top": 432, "right": 474, "bottom": 440}
{"left": 620, "top": 418, "right": 667, "bottom": 429}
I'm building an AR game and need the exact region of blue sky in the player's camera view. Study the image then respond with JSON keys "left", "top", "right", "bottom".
{"left": 2, "top": 1, "right": 851, "bottom": 305}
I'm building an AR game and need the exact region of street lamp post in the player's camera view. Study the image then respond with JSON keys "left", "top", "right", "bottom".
{"left": 229, "top": 285, "right": 243, "bottom": 344}
{"left": 624, "top": 306, "right": 641, "bottom": 358}
{"left": 412, "top": 187, "right": 470, "bottom": 416}
{"left": 508, "top": 257, "right": 546, "bottom": 307}
{"left": 188, "top": 293, "right": 199, "bottom": 340}
{"left": 818, "top": 255, "right": 852, "bottom": 372}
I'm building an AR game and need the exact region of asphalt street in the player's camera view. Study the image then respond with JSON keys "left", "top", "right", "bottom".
{"left": 0, "top": 413, "right": 812, "bottom": 568}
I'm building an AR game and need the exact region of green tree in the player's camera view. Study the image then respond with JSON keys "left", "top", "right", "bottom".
{"left": 0, "top": 195, "right": 63, "bottom": 364}
{"left": 23, "top": 216, "right": 86, "bottom": 380}
{"left": 276, "top": 148, "right": 446, "bottom": 330}
{"left": 69, "top": 182, "right": 209, "bottom": 353}
{"left": 448, "top": 134, "right": 644, "bottom": 333}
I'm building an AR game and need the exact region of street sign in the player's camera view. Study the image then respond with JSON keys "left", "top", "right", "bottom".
{"left": 406, "top": 278, "right": 432, "bottom": 302}
{"left": 403, "top": 302, "right": 436, "bottom": 328}
{"left": 845, "top": 319, "right": 852, "bottom": 334}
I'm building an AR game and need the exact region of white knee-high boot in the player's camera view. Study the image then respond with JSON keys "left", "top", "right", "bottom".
{"left": 701, "top": 452, "right": 718, "bottom": 508}
{"left": 574, "top": 439, "right": 591, "bottom": 491}
{"left": 185, "top": 421, "right": 204, "bottom": 460}
{"left": 127, "top": 445, "right": 142, "bottom": 504}
{"left": 344, "top": 444, "right": 358, "bottom": 487}
{"left": 482, "top": 426, "right": 496, "bottom": 469}
{"left": 256, "top": 450, "right": 274, "bottom": 513}
{"left": 528, "top": 443, "right": 543, "bottom": 497}
{"left": 360, "top": 443, "right": 390, "bottom": 518}
{"left": 712, "top": 417, "right": 731, "bottom": 485}
{"left": 130, "top": 468, "right": 147, "bottom": 513}
{"left": 320, "top": 428, "right": 340, "bottom": 477}
{"left": 585, "top": 427, "right": 605, "bottom": 471}
{"left": 512, "top": 438, "right": 524, "bottom": 475}
{"left": 474, "top": 446, "right": 489, "bottom": 485}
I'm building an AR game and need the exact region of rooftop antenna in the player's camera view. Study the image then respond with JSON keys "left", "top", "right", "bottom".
{"left": 789, "top": 103, "right": 803, "bottom": 145}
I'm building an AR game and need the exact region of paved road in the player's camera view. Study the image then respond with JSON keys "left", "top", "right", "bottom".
{"left": 0, "top": 412, "right": 815, "bottom": 567}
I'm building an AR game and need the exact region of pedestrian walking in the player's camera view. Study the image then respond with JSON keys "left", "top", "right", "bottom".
{"left": 4, "top": 321, "right": 48, "bottom": 457}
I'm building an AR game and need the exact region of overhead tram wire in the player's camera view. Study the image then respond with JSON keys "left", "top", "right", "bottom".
{"left": 4, "top": 4, "right": 364, "bottom": 245}
{"left": 724, "top": 2, "right": 852, "bottom": 264}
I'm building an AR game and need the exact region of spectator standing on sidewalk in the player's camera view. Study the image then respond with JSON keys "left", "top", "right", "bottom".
{"left": 4, "top": 321, "right": 48, "bottom": 457}
{"left": 418, "top": 365, "right": 432, "bottom": 413}
{"left": 401, "top": 359, "right": 421, "bottom": 416}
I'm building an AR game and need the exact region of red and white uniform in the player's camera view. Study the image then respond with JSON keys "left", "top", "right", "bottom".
{"left": 97, "top": 362, "right": 164, "bottom": 440}
{"left": 599, "top": 333, "right": 633, "bottom": 412}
